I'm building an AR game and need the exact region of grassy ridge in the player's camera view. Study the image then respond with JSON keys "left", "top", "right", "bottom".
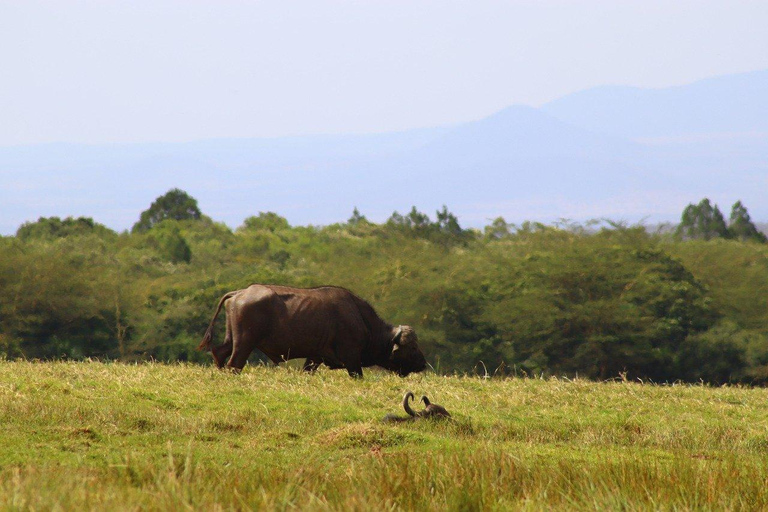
{"left": 1, "top": 361, "right": 768, "bottom": 510}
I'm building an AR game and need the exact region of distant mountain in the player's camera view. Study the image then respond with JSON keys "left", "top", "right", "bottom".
{"left": 1, "top": 69, "right": 766, "bottom": 235}
{"left": 0, "top": 129, "right": 450, "bottom": 234}
{"left": 542, "top": 69, "right": 768, "bottom": 139}
{"left": 412, "top": 105, "right": 640, "bottom": 163}
{"left": 370, "top": 106, "right": 649, "bottom": 208}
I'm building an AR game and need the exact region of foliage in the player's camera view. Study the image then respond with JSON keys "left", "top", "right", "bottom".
{"left": 387, "top": 205, "right": 472, "bottom": 245}
{"left": 1, "top": 191, "right": 768, "bottom": 383}
{"left": 239, "top": 211, "right": 290, "bottom": 233}
{"left": 147, "top": 222, "right": 192, "bottom": 263}
{"left": 0, "top": 236, "right": 126, "bottom": 358}
{"left": 677, "top": 198, "right": 766, "bottom": 243}
{"left": 483, "top": 216, "right": 512, "bottom": 240}
{"left": 132, "top": 188, "right": 202, "bottom": 233}
{"left": 729, "top": 200, "right": 768, "bottom": 243}
{"left": 677, "top": 198, "right": 730, "bottom": 240}
{"left": 347, "top": 207, "right": 368, "bottom": 226}
{"left": 16, "top": 216, "right": 116, "bottom": 240}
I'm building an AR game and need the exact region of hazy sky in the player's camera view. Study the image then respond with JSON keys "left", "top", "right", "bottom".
{"left": 2, "top": 0, "right": 767, "bottom": 146}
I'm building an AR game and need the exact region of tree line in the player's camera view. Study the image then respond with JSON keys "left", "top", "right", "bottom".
{"left": 677, "top": 198, "right": 767, "bottom": 243}
{"left": 1, "top": 189, "right": 767, "bottom": 384}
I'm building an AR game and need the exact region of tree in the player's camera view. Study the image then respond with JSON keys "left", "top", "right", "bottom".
{"left": 16, "top": 216, "right": 116, "bottom": 240}
{"left": 387, "top": 207, "right": 431, "bottom": 232}
{"left": 676, "top": 198, "right": 730, "bottom": 240}
{"left": 240, "top": 212, "right": 290, "bottom": 232}
{"left": 484, "top": 217, "right": 512, "bottom": 240}
{"left": 0, "top": 239, "right": 122, "bottom": 359}
{"left": 406, "top": 206, "right": 431, "bottom": 230}
{"left": 435, "top": 205, "right": 463, "bottom": 236}
{"left": 132, "top": 189, "right": 202, "bottom": 233}
{"left": 386, "top": 206, "right": 471, "bottom": 244}
{"left": 347, "top": 207, "right": 368, "bottom": 226}
{"left": 151, "top": 224, "right": 192, "bottom": 263}
{"left": 501, "top": 241, "right": 718, "bottom": 381}
{"left": 728, "top": 201, "right": 767, "bottom": 243}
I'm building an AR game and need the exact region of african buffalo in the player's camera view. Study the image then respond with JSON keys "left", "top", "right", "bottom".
{"left": 197, "top": 284, "right": 427, "bottom": 378}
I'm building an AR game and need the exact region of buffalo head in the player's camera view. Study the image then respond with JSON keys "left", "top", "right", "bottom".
{"left": 387, "top": 325, "right": 427, "bottom": 377}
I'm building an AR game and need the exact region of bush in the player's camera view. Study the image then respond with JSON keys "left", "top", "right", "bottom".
{"left": 2, "top": 212, "right": 767, "bottom": 384}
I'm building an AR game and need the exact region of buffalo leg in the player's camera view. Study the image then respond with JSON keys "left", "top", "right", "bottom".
{"left": 211, "top": 308, "right": 235, "bottom": 368}
{"left": 226, "top": 350, "right": 250, "bottom": 373}
{"left": 338, "top": 350, "right": 363, "bottom": 378}
{"left": 226, "top": 330, "right": 253, "bottom": 372}
{"left": 346, "top": 364, "right": 363, "bottom": 379}
{"left": 226, "top": 324, "right": 261, "bottom": 372}
{"left": 302, "top": 358, "right": 321, "bottom": 373}
{"left": 212, "top": 342, "right": 233, "bottom": 369}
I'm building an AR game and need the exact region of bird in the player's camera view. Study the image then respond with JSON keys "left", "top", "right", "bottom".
{"left": 382, "top": 391, "right": 452, "bottom": 422}
{"left": 420, "top": 395, "right": 451, "bottom": 418}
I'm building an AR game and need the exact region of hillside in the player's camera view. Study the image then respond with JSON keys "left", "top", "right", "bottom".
{"left": 1, "top": 361, "right": 767, "bottom": 510}
{"left": 2, "top": 68, "right": 767, "bottom": 234}
{"left": 541, "top": 69, "right": 768, "bottom": 139}
{"left": 375, "top": 106, "right": 648, "bottom": 209}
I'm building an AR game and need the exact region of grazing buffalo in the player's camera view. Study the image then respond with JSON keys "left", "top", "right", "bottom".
{"left": 197, "top": 284, "right": 427, "bottom": 378}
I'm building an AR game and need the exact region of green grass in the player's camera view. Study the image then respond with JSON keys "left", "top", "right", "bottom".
{"left": 1, "top": 361, "right": 768, "bottom": 510}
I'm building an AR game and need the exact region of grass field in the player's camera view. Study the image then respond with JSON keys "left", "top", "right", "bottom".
{"left": 1, "top": 361, "right": 767, "bottom": 511}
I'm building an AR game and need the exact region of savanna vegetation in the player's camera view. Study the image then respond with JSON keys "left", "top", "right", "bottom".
{"left": 1, "top": 189, "right": 767, "bottom": 384}
{"left": 1, "top": 361, "right": 768, "bottom": 510}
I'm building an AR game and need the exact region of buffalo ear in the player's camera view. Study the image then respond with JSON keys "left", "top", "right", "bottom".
{"left": 389, "top": 342, "right": 401, "bottom": 361}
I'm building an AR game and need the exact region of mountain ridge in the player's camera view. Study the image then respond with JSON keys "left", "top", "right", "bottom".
{"left": 1, "top": 68, "right": 766, "bottom": 235}
{"left": 542, "top": 68, "right": 768, "bottom": 138}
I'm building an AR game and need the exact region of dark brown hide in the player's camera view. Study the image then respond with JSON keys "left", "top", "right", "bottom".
{"left": 198, "top": 285, "right": 427, "bottom": 378}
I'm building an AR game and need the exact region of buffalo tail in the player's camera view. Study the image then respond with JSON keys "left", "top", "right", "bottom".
{"left": 197, "top": 290, "right": 239, "bottom": 351}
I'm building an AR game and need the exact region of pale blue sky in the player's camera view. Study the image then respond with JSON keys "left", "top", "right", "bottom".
{"left": 2, "top": 0, "right": 767, "bottom": 145}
